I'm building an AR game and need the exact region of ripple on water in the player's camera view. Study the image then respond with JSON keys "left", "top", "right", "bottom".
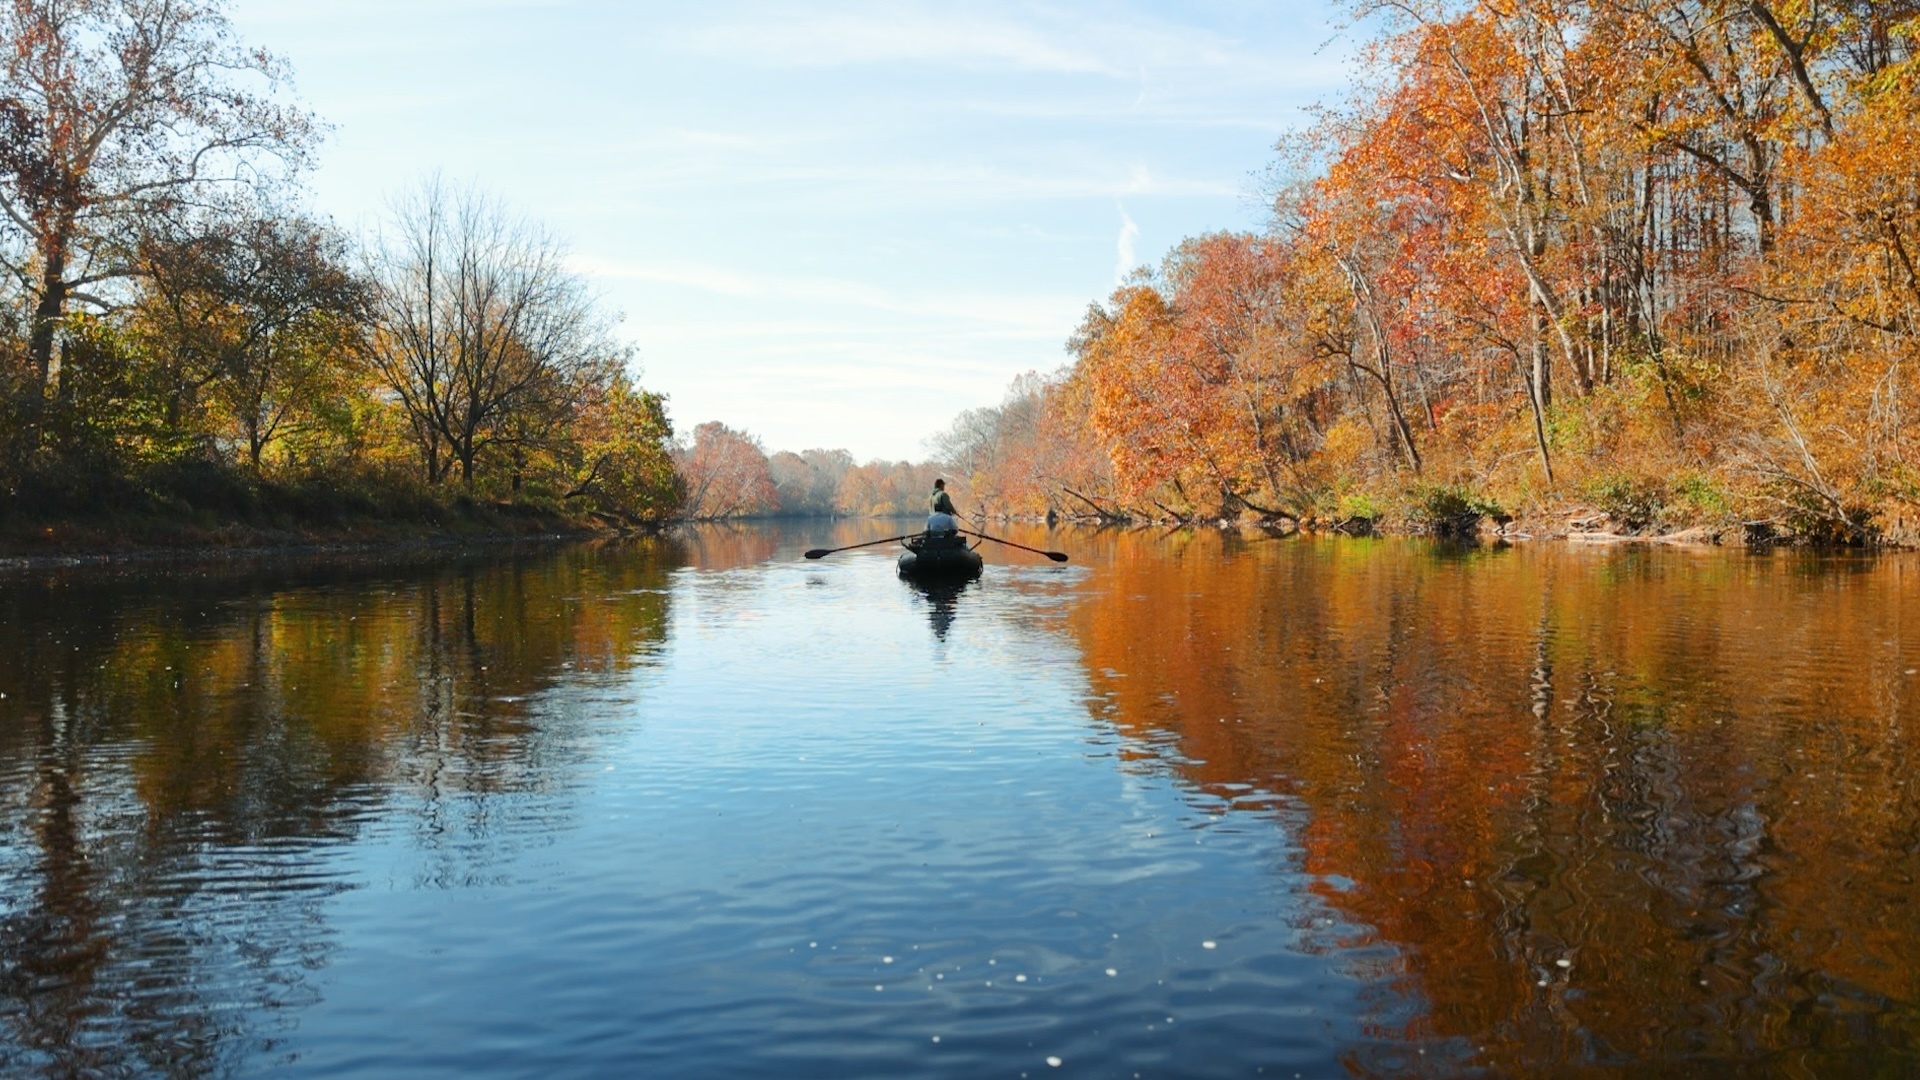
{"left": 5, "top": 534, "right": 1918, "bottom": 1077}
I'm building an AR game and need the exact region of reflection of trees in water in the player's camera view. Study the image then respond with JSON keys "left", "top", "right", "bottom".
{"left": 0, "top": 540, "right": 679, "bottom": 1076}
{"left": 2, "top": 656, "right": 351, "bottom": 1077}
{"left": 1063, "top": 534, "right": 1920, "bottom": 1074}
{"left": 676, "top": 521, "right": 781, "bottom": 571}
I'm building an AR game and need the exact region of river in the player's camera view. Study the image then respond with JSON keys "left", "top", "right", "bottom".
{"left": 1, "top": 524, "right": 1916, "bottom": 1077}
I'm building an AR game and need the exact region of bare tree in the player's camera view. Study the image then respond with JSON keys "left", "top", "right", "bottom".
{"left": 930, "top": 405, "right": 1003, "bottom": 482}
{"left": 368, "top": 178, "right": 617, "bottom": 487}
{"left": 673, "top": 421, "right": 776, "bottom": 519}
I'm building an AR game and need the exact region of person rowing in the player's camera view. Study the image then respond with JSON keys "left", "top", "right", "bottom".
{"left": 927, "top": 478, "right": 960, "bottom": 535}
{"left": 803, "top": 477, "right": 1068, "bottom": 564}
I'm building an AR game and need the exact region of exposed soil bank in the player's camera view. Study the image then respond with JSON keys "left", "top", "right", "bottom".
{"left": 0, "top": 501, "right": 645, "bottom": 573}
{"left": 0, "top": 529, "right": 612, "bottom": 575}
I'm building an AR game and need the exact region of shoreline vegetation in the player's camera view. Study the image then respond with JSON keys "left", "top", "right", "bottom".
{"left": 5, "top": 2, "right": 1919, "bottom": 559}
{"left": 657, "top": 2, "right": 1920, "bottom": 551}
{"left": 906, "top": 3, "right": 1920, "bottom": 552}
{"left": 0, "top": 2, "right": 684, "bottom": 555}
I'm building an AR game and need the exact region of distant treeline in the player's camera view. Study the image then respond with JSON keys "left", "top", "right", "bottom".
{"left": 0, "top": 0, "right": 682, "bottom": 532}
{"left": 672, "top": 422, "right": 956, "bottom": 520}
{"left": 932, "top": 2, "right": 1920, "bottom": 543}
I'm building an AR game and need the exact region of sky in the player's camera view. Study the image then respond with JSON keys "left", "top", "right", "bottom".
{"left": 228, "top": 0, "right": 1358, "bottom": 463}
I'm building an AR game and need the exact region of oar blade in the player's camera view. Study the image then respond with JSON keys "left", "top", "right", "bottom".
{"left": 804, "top": 549, "right": 831, "bottom": 559}
{"left": 1045, "top": 551, "right": 1069, "bottom": 562}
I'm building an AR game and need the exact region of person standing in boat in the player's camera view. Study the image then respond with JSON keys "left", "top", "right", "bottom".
{"left": 927, "top": 478, "right": 961, "bottom": 534}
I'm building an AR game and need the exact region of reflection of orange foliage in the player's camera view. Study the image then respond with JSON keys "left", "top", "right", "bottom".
{"left": 1064, "top": 532, "right": 1920, "bottom": 1070}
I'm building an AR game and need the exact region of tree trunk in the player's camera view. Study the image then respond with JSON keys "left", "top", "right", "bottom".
{"left": 1527, "top": 311, "right": 1556, "bottom": 484}
{"left": 24, "top": 248, "right": 68, "bottom": 445}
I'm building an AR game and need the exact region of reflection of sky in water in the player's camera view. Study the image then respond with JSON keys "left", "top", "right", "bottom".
{"left": 0, "top": 535, "right": 1376, "bottom": 1079}
{"left": 277, "top": 547, "right": 1374, "bottom": 1077}
{"left": 7, "top": 531, "right": 1918, "bottom": 1077}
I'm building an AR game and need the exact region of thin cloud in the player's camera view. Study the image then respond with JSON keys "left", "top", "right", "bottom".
{"left": 573, "top": 254, "right": 1082, "bottom": 333}
{"left": 572, "top": 159, "right": 1237, "bottom": 202}
{"left": 673, "top": 4, "right": 1241, "bottom": 77}
{"left": 241, "top": 0, "right": 1357, "bottom": 459}
{"left": 706, "top": 12, "right": 1119, "bottom": 75}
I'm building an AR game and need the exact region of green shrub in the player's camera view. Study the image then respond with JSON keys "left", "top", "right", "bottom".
{"left": 1665, "top": 473, "right": 1729, "bottom": 522}
{"left": 1336, "top": 490, "right": 1384, "bottom": 524}
{"left": 1584, "top": 473, "right": 1666, "bottom": 531}
{"left": 1406, "top": 483, "right": 1502, "bottom": 536}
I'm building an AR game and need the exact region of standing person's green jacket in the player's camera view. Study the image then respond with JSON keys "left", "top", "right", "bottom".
{"left": 928, "top": 479, "right": 960, "bottom": 533}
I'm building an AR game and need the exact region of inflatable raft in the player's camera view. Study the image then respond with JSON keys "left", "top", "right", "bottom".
{"left": 897, "top": 532, "right": 983, "bottom": 580}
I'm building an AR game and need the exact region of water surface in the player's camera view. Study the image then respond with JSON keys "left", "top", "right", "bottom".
{"left": 1, "top": 527, "right": 1916, "bottom": 1076}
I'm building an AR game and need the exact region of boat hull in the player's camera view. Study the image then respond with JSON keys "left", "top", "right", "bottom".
{"left": 897, "top": 536, "right": 983, "bottom": 579}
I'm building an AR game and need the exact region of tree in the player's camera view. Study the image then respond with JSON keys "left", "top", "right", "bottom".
{"left": 132, "top": 210, "right": 366, "bottom": 468}
{"left": 929, "top": 370, "right": 1121, "bottom": 520}
{"left": 1723, "top": 39, "right": 1920, "bottom": 538}
{"left": 769, "top": 447, "right": 851, "bottom": 516}
{"left": 930, "top": 405, "right": 1004, "bottom": 486}
{"left": 1066, "top": 234, "right": 1332, "bottom": 520}
{"left": 0, "top": 0, "right": 316, "bottom": 442}
{"left": 919, "top": 0, "right": 1920, "bottom": 535}
{"left": 674, "top": 421, "right": 776, "bottom": 519}
{"left": 564, "top": 374, "right": 683, "bottom": 522}
{"left": 368, "top": 179, "right": 618, "bottom": 487}
{"left": 833, "top": 458, "right": 940, "bottom": 517}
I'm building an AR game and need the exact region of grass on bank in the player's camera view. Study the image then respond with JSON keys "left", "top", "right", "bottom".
{"left": 0, "top": 457, "right": 634, "bottom": 558}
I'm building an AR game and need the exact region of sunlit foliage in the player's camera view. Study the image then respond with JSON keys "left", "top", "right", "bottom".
{"left": 965, "top": 2, "right": 1920, "bottom": 541}
{"left": 0, "top": 2, "right": 682, "bottom": 530}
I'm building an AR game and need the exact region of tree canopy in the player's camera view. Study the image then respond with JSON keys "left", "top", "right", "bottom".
{"left": 0, "top": 1, "right": 683, "bottom": 529}
{"left": 950, "top": 1, "right": 1920, "bottom": 542}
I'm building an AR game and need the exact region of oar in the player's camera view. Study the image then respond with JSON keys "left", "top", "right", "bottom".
{"left": 804, "top": 533, "right": 921, "bottom": 559}
{"left": 962, "top": 529, "right": 1069, "bottom": 563}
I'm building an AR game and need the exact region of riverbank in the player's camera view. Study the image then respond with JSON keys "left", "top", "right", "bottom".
{"left": 0, "top": 525, "right": 618, "bottom": 574}
{"left": 1031, "top": 499, "right": 1905, "bottom": 549}
{"left": 3, "top": 492, "right": 1894, "bottom": 571}
{"left": 1004, "top": 470, "right": 1920, "bottom": 548}
{"left": 0, "top": 470, "right": 650, "bottom": 571}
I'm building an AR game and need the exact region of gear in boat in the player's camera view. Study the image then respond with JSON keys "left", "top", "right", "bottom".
{"left": 897, "top": 529, "right": 982, "bottom": 579}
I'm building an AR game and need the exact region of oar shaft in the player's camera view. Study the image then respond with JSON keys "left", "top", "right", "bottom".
{"left": 804, "top": 532, "right": 920, "bottom": 559}
{"left": 962, "top": 529, "right": 1068, "bottom": 562}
